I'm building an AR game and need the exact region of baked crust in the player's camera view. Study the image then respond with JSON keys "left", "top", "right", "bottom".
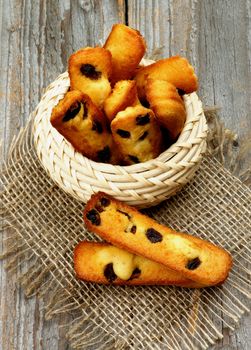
{"left": 74, "top": 241, "right": 203, "bottom": 287}
{"left": 135, "top": 56, "right": 198, "bottom": 101}
{"left": 111, "top": 105, "right": 162, "bottom": 164}
{"left": 146, "top": 79, "right": 186, "bottom": 140}
{"left": 50, "top": 90, "right": 120, "bottom": 164}
{"left": 104, "top": 24, "right": 146, "bottom": 84}
{"left": 68, "top": 47, "right": 112, "bottom": 107}
{"left": 104, "top": 80, "right": 140, "bottom": 122}
{"left": 83, "top": 192, "right": 233, "bottom": 286}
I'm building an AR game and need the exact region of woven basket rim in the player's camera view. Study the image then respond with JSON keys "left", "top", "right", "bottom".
{"left": 34, "top": 74, "right": 205, "bottom": 170}
{"left": 32, "top": 59, "right": 208, "bottom": 207}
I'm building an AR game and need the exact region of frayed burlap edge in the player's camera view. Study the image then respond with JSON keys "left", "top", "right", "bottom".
{"left": 1, "top": 108, "right": 251, "bottom": 350}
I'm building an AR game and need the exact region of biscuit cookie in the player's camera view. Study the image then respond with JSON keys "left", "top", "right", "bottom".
{"left": 74, "top": 241, "right": 203, "bottom": 287}
{"left": 104, "top": 80, "right": 140, "bottom": 122}
{"left": 104, "top": 24, "right": 146, "bottom": 84}
{"left": 84, "top": 192, "right": 233, "bottom": 286}
{"left": 50, "top": 90, "right": 120, "bottom": 164}
{"left": 68, "top": 47, "right": 112, "bottom": 107}
{"left": 135, "top": 56, "right": 198, "bottom": 101}
{"left": 146, "top": 79, "right": 186, "bottom": 140}
{"left": 111, "top": 105, "right": 162, "bottom": 164}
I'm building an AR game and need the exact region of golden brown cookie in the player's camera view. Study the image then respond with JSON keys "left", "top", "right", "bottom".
{"left": 111, "top": 105, "right": 162, "bottom": 165}
{"left": 135, "top": 56, "right": 198, "bottom": 101}
{"left": 146, "top": 79, "right": 186, "bottom": 140}
{"left": 68, "top": 47, "right": 112, "bottom": 107}
{"left": 74, "top": 241, "right": 203, "bottom": 287}
{"left": 84, "top": 192, "right": 233, "bottom": 286}
{"left": 104, "top": 24, "right": 146, "bottom": 84}
{"left": 50, "top": 90, "right": 120, "bottom": 164}
{"left": 104, "top": 80, "right": 140, "bottom": 122}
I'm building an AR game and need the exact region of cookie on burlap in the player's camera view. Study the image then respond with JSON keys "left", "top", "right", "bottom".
{"left": 111, "top": 105, "right": 162, "bottom": 165}
{"left": 146, "top": 79, "right": 186, "bottom": 140}
{"left": 104, "top": 80, "right": 140, "bottom": 122}
{"left": 74, "top": 241, "right": 203, "bottom": 287}
{"left": 50, "top": 90, "right": 120, "bottom": 164}
{"left": 84, "top": 192, "right": 233, "bottom": 286}
{"left": 68, "top": 47, "right": 112, "bottom": 107}
{"left": 135, "top": 55, "right": 198, "bottom": 101}
{"left": 104, "top": 24, "right": 146, "bottom": 84}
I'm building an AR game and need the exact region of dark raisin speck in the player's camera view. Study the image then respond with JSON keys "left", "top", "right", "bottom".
{"left": 117, "top": 209, "right": 131, "bottom": 219}
{"left": 128, "top": 267, "right": 141, "bottom": 280}
{"left": 80, "top": 64, "right": 101, "bottom": 80}
{"left": 186, "top": 257, "right": 201, "bottom": 270}
{"left": 130, "top": 225, "right": 137, "bottom": 234}
{"left": 141, "top": 100, "right": 150, "bottom": 108}
{"left": 138, "top": 131, "right": 148, "bottom": 141}
{"left": 177, "top": 89, "right": 186, "bottom": 96}
{"left": 136, "top": 114, "right": 150, "bottom": 125}
{"left": 92, "top": 120, "right": 103, "bottom": 133}
{"left": 83, "top": 102, "right": 88, "bottom": 118}
{"left": 95, "top": 204, "right": 104, "bottom": 213}
{"left": 117, "top": 129, "right": 131, "bottom": 138}
{"left": 86, "top": 209, "right": 101, "bottom": 226}
{"left": 100, "top": 197, "right": 110, "bottom": 207}
{"left": 146, "top": 228, "right": 163, "bottom": 243}
{"left": 104, "top": 263, "right": 117, "bottom": 283}
{"left": 62, "top": 102, "right": 81, "bottom": 122}
{"left": 97, "top": 146, "right": 111, "bottom": 163}
{"left": 128, "top": 155, "right": 140, "bottom": 163}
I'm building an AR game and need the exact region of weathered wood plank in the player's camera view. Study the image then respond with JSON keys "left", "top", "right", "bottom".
{"left": 128, "top": 0, "right": 251, "bottom": 349}
{"left": 1, "top": 0, "right": 251, "bottom": 349}
{"left": 128, "top": 0, "right": 251, "bottom": 139}
{"left": 195, "top": 0, "right": 251, "bottom": 140}
{"left": 128, "top": 0, "right": 171, "bottom": 58}
{"left": 0, "top": 1, "right": 124, "bottom": 349}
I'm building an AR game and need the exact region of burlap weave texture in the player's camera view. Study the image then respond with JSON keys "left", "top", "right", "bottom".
{"left": 1, "top": 118, "right": 251, "bottom": 350}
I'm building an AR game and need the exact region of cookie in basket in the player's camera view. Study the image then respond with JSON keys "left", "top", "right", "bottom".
{"left": 68, "top": 47, "right": 112, "bottom": 107}
{"left": 50, "top": 90, "right": 120, "bottom": 164}
{"left": 111, "top": 105, "right": 163, "bottom": 165}
{"left": 104, "top": 24, "right": 146, "bottom": 84}
{"left": 146, "top": 79, "right": 186, "bottom": 140}
{"left": 135, "top": 55, "right": 198, "bottom": 101}
{"left": 104, "top": 80, "right": 140, "bottom": 122}
{"left": 74, "top": 241, "right": 203, "bottom": 287}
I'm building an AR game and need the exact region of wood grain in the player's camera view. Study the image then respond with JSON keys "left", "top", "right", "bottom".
{"left": 0, "top": 1, "right": 124, "bottom": 349}
{"left": 0, "top": 0, "right": 250, "bottom": 349}
{"left": 128, "top": 0, "right": 251, "bottom": 138}
{"left": 128, "top": 1, "right": 251, "bottom": 349}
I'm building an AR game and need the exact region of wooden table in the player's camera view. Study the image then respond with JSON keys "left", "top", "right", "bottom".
{"left": 1, "top": 1, "right": 250, "bottom": 349}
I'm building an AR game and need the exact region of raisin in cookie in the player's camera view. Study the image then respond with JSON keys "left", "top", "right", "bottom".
{"left": 68, "top": 47, "right": 112, "bottom": 107}
{"left": 84, "top": 192, "right": 233, "bottom": 286}
{"left": 104, "top": 24, "right": 146, "bottom": 84}
{"left": 104, "top": 80, "right": 140, "bottom": 122}
{"left": 111, "top": 105, "right": 162, "bottom": 165}
{"left": 74, "top": 241, "right": 203, "bottom": 287}
{"left": 50, "top": 90, "right": 120, "bottom": 164}
{"left": 135, "top": 56, "right": 198, "bottom": 101}
{"left": 146, "top": 79, "right": 186, "bottom": 140}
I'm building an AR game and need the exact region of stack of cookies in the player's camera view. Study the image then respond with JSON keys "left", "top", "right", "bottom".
{"left": 74, "top": 192, "right": 232, "bottom": 287}
{"left": 50, "top": 24, "right": 198, "bottom": 165}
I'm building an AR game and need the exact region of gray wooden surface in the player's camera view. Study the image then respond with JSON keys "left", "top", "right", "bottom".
{"left": 0, "top": 0, "right": 250, "bottom": 349}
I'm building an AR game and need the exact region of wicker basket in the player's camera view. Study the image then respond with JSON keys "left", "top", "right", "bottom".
{"left": 33, "top": 60, "right": 208, "bottom": 208}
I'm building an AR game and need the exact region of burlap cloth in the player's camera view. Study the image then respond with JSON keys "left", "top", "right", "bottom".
{"left": 1, "top": 108, "right": 251, "bottom": 350}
